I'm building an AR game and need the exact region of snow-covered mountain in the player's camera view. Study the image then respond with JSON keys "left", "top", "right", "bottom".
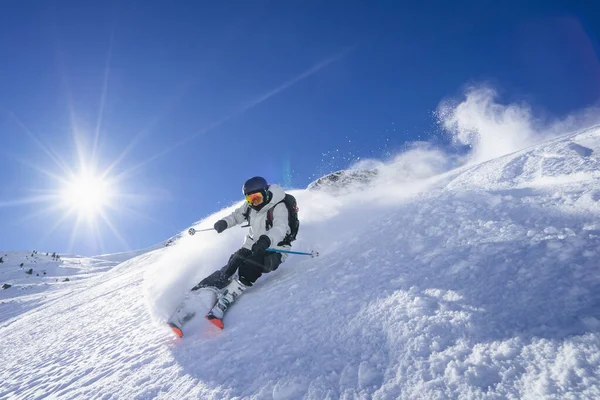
{"left": 307, "top": 169, "right": 379, "bottom": 193}
{"left": 1, "top": 127, "right": 600, "bottom": 399}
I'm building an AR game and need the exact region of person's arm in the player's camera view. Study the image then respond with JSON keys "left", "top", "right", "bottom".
{"left": 219, "top": 203, "right": 250, "bottom": 230}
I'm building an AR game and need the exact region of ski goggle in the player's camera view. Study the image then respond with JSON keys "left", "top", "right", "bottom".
{"left": 245, "top": 192, "right": 264, "bottom": 206}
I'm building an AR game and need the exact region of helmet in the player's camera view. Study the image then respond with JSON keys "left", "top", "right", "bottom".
{"left": 242, "top": 176, "right": 270, "bottom": 210}
{"left": 242, "top": 176, "right": 269, "bottom": 195}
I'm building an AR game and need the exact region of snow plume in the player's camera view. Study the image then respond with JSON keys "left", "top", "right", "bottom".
{"left": 307, "top": 144, "right": 451, "bottom": 208}
{"left": 437, "top": 86, "right": 543, "bottom": 164}
{"left": 353, "top": 142, "right": 450, "bottom": 183}
{"left": 437, "top": 85, "right": 600, "bottom": 165}
{"left": 341, "top": 143, "right": 454, "bottom": 206}
{"left": 371, "top": 142, "right": 453, "bottom": 194}
{"left": 142, "top": 204, "right": 250, "bottom": 322}
{"left": 549, "top": 103, "right": 600, "bottom": 135}
{"left": 312, "top": 86, "right": 600, "bottom": 203}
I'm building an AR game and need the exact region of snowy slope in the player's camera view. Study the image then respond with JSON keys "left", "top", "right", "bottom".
{"left": 0, "top": 250, "right": 124, "bottom": 324}
{"left": 1, "top": 127, "right": 600, "bottom": 399}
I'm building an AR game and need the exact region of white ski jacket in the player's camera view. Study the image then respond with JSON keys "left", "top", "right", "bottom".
{"left": 222, "top": 184, "right": 291, "bottom": 251}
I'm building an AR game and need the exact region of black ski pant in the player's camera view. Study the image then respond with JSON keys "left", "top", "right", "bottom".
{"left": 220, "top": 247, "right": 283, "bottom": 286}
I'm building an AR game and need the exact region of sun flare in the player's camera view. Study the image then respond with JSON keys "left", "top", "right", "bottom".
{"left": 60, "top": 171, "right": 113, "bottom": 219}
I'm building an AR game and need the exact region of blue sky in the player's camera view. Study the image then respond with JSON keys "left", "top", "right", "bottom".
{"left": 1, "top": 0, "right": 599, "bottom": 255}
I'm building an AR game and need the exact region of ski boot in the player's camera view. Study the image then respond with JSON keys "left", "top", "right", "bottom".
{"left": 205, "top": 277, "right": 248, "bottom": 329}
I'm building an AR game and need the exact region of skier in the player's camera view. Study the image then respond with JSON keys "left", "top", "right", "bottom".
{"left": 194, "top": 176, "right": 296, "bottom": 327}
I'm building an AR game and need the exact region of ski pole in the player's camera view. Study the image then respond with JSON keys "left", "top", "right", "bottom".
{"left": 266, "top": 248, "right": 319, "bottom": 258}
{"left": 188, "top": 227, "right": 214, "bottom": 236}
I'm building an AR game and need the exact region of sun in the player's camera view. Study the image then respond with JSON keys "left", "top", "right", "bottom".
{"left": 60, "top": 170, "right": 114, "bottom": 220}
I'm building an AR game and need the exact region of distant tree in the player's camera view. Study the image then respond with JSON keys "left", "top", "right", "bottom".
{"left": 20, "top": 263, "right": 24, "bottom": 268}
{"left": 0, "top": 257, "right": 3, "bottom": 263}
{"left": 46, "top": 253, "right": 49, "bottom": 256}
{"left": 25, "top": 268, "right": 33, "bottom": 275}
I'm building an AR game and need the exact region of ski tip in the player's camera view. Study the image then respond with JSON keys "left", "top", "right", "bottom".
{"left": 168, "top": 322, "right": 184, "bottom": 338}
{"left": 205, "top": 314, "right": 224, "bottom": 329}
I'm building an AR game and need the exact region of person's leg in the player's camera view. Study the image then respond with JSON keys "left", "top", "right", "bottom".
{"left": 192, "top": 248, "right": 251, "bottom": 290}
{"left": 208, "top": 252, "right": 284, "bottom": 327}
{"left": 237, "top": 252, "right": 282, "bottom": 286}
{"left": 263, "top": 252, "right": 283, "bottom": 272}
{"left": 220, "top": 248, "right": 252, "bottom": 277}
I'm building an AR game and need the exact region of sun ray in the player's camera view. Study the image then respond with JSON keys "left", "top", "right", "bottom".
{"left": 99, "top": 210, "right": 130, "bottom": 250}
{"left": 73, "top": 128, "right": 92, "bottom": 175}
{"left": 12, "top": 156, "right": 72, "bottom": 184}
{"left": 39, "top": 207, "right": 77, "bottom": 246}
{"left": 92, "top": 25, "right": 115, "bottom": 165}
{"left": 101, "top": 81, "right": 193, "bottom": 180}
{"left": 54, "top": 39, "right": 90, "bottom": 176}
{"left": 16, "top": 202, "right": 65, "bottom": 225}
{"left": 110, "top": 188, "right": 170, "bottom": 203}
{"left": 67, "top": 214, "right": 84, "bottom": 254}
{"left": 9, "top": 112, "right": 72, "bottom": 176}
{"left": 92, "top": 218, "right": 106, "bottom": 255}
{"left": 0, "top": 194, "right": 61, "bottom": 208}
{"left": 55, "top": 48, "right": 89, "bottom": 176}
{"left": 105, "top": 202, "right": 163, "bottom": 225}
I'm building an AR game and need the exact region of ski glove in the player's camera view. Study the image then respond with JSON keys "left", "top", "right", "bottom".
{"left": 251, "top": 235, "right": 271, "bottom": 255}
{"left": 214, "top": 220, "right": 227, "bottom": 233}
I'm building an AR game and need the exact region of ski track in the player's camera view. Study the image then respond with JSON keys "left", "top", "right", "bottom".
{"left": 1, "top": 129, "right": 600, "bottom": 399}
